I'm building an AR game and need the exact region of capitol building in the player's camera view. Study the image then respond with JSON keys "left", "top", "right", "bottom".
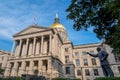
{"left": 0, "top": 15, "right": 120, "bottom": 80}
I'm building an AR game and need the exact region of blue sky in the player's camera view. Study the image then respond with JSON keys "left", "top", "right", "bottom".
{"left": 0, "top": 0, "right": 101, "bottom": 52}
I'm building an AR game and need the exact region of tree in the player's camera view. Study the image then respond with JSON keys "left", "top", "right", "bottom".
{"left": 66, "top": 0, "right": 120, "bottom": 54}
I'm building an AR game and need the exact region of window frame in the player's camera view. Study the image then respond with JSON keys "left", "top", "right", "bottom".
{"left": 75, "top": 52, "right": 79, "bottom": 56}
{"left": 91, "top": 58, "right": 97, "bottom": 65}
{"left": 85, "top": 69, "right": 90, "bottom": 76}
{"left": 77, "top": 69, "right": 81, "bottom": 76}
{"left": 84, "top": 58, "right": 88, "bottom": 66}
{"left": 118, "top": 66, "right": 120, "bottom": 73}
{"left": 65, "top": 55, "right": 69, "bottom": 63}
{"left": 76, "top": 59, "right": 80, "bottom": 66}
{"left": 82, "top": 51, "right": 87, "bottom": 56}
{"left": 93, "top": 69, "right": 99, "bottom": 76}
{"left": 66, "top": 67, "right": 70, "bottom": 74}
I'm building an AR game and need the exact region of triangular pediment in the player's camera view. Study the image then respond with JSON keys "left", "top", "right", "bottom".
{"left": 14, "top": 25, "right": 49, "bottom": 36}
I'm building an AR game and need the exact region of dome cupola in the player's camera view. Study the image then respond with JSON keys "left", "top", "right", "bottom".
{"left": 50, "top": 14, "right": 65, "bottom": 29}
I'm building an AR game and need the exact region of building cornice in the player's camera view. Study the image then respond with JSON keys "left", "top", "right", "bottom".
{"left": 13, "top": 25, "right": 50, "bottom": 37}
{"left": 73, "top": 43, "right": 101, "bottom": 49}
{"left": 13, "top": 28, "right": 54, "bottom": 37}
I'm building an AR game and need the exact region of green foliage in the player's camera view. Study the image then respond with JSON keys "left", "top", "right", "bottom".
{"left": 52, "top": 78, "right": 81, "bottom": 80}
{"left": 66, "top": 0, "right": 120, "bottom": 54}
{"left": 0, "top": 77, "right": 24, "bottom": 80}
{"left": 73, "top": 79, "right": 81, "bottom": 80}
{"left": 52, "top": 78, "right": 69, "bottom": 80}
{"left": 94, "top": 77, "right": 120, "bottom": 80}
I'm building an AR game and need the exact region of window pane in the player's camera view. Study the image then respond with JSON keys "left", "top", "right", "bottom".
{"left": 75, "top": 52, "right": 79, "bottom": 56}
{"left": 90, "top": 51, "right": 94, "bottom": 54}
{"left": 65, "top": 56, "right": 69, "bottom": 63}
{"left": 0, "top": 63, "right": 2, "bottom": 68}
{"left": 65, "top": 48, "right": 69, "bottom": 52}
{"left": 93, "top": 69, "right": 99, "bottom": 76}
{"left": 84, "top": 59, "right": 88, "bottom": 66}
{"left": 82, "top": 51, "right": 86, "bottom": 56}
{"left": 2, "top": 56, "right": 4, "bottom": 60}
{"left": 66, "top": 67, "right": 70, "bottom": 74}
{"left": 92, "top": 58, "right": 96, "bottom": 65}
{"left": 114, "top": 53, "right": 120, "bottom": 62}
{"left": 118, "top": 66, "right": 120, "bottom": 73}
{"left": 76, "top": 59, "right": 80, "bottom": 66}
{"left": 77, "top": 69, "right": 81, "bottom": 76}
{"left": 85, "top": 69, "right": 90, "bottom": 76}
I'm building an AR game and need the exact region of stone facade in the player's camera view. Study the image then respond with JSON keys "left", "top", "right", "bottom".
{"left": 3, "top": 16, "right": 120, "bottom": 80}
{"left": 0, "top": 50, "right": 10, "bottom": 69}
{"left": 0, "top": 50, "right": 10, "bottom": 77}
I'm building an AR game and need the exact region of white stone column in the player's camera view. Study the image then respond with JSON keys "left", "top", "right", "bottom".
{"left": 35, "top": 40, "right": 40, "bottom": 55}
{"left": 11, "top": 62, "right": 18, "bottom": 76}
{"left": 32, "top": 37, "right": 36, "bottom": 55}
{"left": 28, "top": 40, "right": 33, "bottom": 56}
{"left": 47, "top": 60, "right": 52, "bottom": 72}
{"left": 29, "top": 61, "right": 34, "bottom": 75}
{"left": 41, "top": 36, "right": 44, "bottom": 53}
{"left": 25, "top": 38, "right": 29, "bottom": 56}
{"left": 38, "top": 60, "right": 42, "bottom": 75}
{"left": 20, "top": 61, "right": 26, "bottom": 75}
{"left": 49, "top": 35, "right": 52, "bottom": 53}
{"left": 11, "top": 41, "right": 16, "bottom": 57}
{"left": 4, "top": 62, "right": 11, "bottom": 77}
{"left": 17, "top": 40, "right": 22, "bottom": 57}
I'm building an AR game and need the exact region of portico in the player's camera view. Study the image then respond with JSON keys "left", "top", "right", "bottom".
{"left": 11, "top": 33, "right": 53, "bottom": 58}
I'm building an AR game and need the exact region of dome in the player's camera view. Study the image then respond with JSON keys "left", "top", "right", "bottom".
{"left": 50, "top": 14, "right": 65, "bottom": 29}
{"left": 50, "top": 22, "right": 65, "bottom": 29}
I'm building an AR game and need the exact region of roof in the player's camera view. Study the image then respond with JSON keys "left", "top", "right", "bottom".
{"left": 13, "top": 24, "right": 50, "bottom": 37}
{"left": 0, "top": 50, "right": 10, "bottom": 55}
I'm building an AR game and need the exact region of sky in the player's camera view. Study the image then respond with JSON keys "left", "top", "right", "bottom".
{"left": 0, "top": 0, "right": 101, "bottom": 52}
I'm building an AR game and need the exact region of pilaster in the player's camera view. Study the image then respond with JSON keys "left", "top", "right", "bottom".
{"left": 38, "top": 60, "right": 43, "bottom": 76}
{"left": 4, "top": 62, "right": 11, "bottom": 77}
{"left": 20, "top": 61, "right": 26, "bottom": 75}
{"left": 29, "top": 61, "right": 34, "bottom": 75}
{"left": 11, "top": 62, "right": 18, "bottom": 76}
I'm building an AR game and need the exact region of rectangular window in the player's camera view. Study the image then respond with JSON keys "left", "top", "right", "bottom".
{"left": 114, "top": 53, "right": 120, "bottom": 62}
{"left": 85, "top": 69, "right": 90, "bottom": 76}
{"left": 118, "top": 66, "right": 120, "bottom": 73}
{"left": 65, "top": 48, "right": 69, "bottom": 52}
{"left": 82, "top": 51, "right": 86, "bottom": 56}
{"left": 75, "top": 52, "right": 79, "bottom": 56}
{"left": 76, "top": 59, "right": 80, "bottom": 66}
{"left": 66, "top": 67, "right": 70, "bottom": 74}
{"left": 65, "top": 56, "right": 69, "bottom": 63}
{"left": 93, "top": 69, "right": 99, "bottom": 76}
{"left": 77, "top": 69, "right": 81, "bottom": 76}
{"left": 91, "top": 58, "right": 97, "bottom": 65}
{"left": 0, "top": 63, "right": 2, "bottom": 68}
{"left": 90, "top": 51, "right": 94, "bottom": 54}
{"left": 2, "top": 56, "right": 4, "bottom": 60}
{"left": 84, "top": 59, "right": 88, "bottom": 66}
